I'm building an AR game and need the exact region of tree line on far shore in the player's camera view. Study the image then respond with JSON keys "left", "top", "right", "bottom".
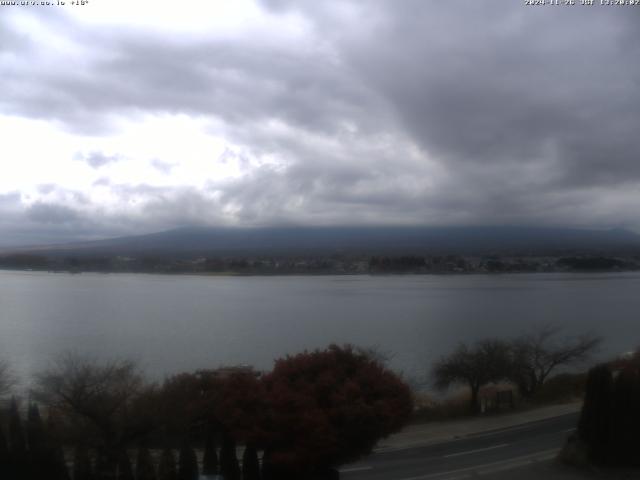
{"left": 1, "top": 252, "right": 636, "bottom": 275}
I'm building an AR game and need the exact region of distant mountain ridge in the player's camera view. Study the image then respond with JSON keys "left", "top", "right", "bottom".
{"left": 9, "top": 225, "right": 640, "bottom": 257}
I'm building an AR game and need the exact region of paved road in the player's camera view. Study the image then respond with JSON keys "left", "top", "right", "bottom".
{"left": 340, "top": 412, "right": 580, "bottom": 480}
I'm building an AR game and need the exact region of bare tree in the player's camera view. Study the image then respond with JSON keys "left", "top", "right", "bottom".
{"left": 0, "top": 359, "right": 16, "bottom": 398}
{"left": 432, "top": 339, "right": 511, "bottom": 413}
{"left": 508, "top": 325, "right": 601, "bottom": 398}
{"left": 33, "top": 352, "right": 153, "bottom": 476}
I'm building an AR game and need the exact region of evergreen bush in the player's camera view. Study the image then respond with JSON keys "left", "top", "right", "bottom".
{"left": 220, "top": 433, "right": 241, "bottom": 480}
{"left": 241, "top": 444, "right": 260, "bottom": 480}
{"left": 177, "top": 443, "right": 198, "bottom": 480}
{"left": 157, "top": 448, "right": 177, "bottom": 480}
{"left": 202, "top": 433, "right": 218, "bottom": 476}
{"left": 136, "top": 447, "right": 157, "bottom": 480}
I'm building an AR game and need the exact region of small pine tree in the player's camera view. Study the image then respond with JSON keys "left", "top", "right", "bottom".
{"left": 95, "top": 452, "right": 108, "bottom": 480}
{"left": 27, "top": 403, "right": 46, "bottom": 455}
{"left": 136, "top": 447, "right": 156, "bottom": 480}
{"left": 27, "top": 403, "right": 49, "bottom": 480}
{"left": 242, "top": 444, "right": 260, "bottom": 480}
{"left": 8, "top": 397, "right": 28, "bottom": 480}
{"left": 157, "top": 448, "right": 177, "bottom": 480}
{"left": 73, "top": 445, "right": 94, "bottom": 480}
{"left": 45, "top": 410, "right": 72, "bottom": 480}
{"left": 51, "top": 440, "right": 71, "bottom": 480}
{"left": 9, "top": 397, "right": 26, "bottom": 456}
{"left": 58, "top": 456, "right": 72, "bottom": 480}
{"left": 0, "top": 427, "right": 10, "bottom": 479}
{"left": 220, "top": 433, "right": 241, "bottom": 480}
{"left": 202, "top": 433, "right": 218, "bottom": 476}
{"left": 95, "top": 449, "right": 117, "bottom": 480}
{"left": 177, "top": 443, "right": 198, "bottom": 480}
{"left": 117, "top": 451, "right": 135, "bottom": 480}
{"left": 260, "top": 450, "right": 273, "bottom": 480}
{"left": 260, "top": 450, "right": 294, "bottom": 480}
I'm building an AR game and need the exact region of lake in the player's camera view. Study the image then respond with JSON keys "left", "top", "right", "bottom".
{"left": 0, "top": 270, "right": 638, "bottom": 387}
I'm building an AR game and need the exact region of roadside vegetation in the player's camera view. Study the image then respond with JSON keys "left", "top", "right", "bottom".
{"left": 0, "top": 327, "right": 619, "bottom": 478}
{"left": 0, "top": 345, "right": 413, "bottom": 480}
{"left": 415, "top": 326, "right": 600, "bottom": 420}
{"left": 560, "top": 350, "right": 640, "bottom": 468}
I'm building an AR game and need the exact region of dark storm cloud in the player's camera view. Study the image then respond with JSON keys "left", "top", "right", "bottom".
{"left": 26, "top": 202, "right": 81, "bottom": 225}
{"left": 0, "top": 189, "right": 216, "bottom": 247}
{"left": 363, "top": 4, "right": 640, "bottom": 188}
{"left": 90, "top": 183, "right": 225, "bottom": 228}
{"left": 2, "top": 1, "right": 640, "bottom": 239}
{"left": 213, "top": 168, "right": 422, "bottom": 225}
{"left": 261, "top": 1, "right": 640, "bottom": 188}
{"left": 254, "top": 1, "right": 640, "bottom": 231}
{"left": 137, "top": 188, "right": 226, "bottom": 226}
{"left": 0, "top": 12, "right": 380, "bottom": 137}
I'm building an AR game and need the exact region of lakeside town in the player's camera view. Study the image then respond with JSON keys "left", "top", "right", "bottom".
{"left": 0, "top": 252, "right": 638, "bottom": 275}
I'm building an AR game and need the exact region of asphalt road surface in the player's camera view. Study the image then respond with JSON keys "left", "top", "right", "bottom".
{"left": 340, "top": 412, "right": 580, "bottom": 480}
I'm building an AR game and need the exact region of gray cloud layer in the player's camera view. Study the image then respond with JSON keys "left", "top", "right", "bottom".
{"left": 1, "top": 2, "right": 640, "bottom": 245}
{"left": 75, "top": 151, "right": 123, "bottom": 169}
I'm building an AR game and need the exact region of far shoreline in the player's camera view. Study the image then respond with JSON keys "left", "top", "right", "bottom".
{"left": 1, "top": 266, "right": 639, "bottom": 278}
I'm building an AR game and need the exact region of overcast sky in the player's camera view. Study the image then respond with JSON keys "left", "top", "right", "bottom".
{"left": 1, "top": 0, "right": 639, "bottom": 245}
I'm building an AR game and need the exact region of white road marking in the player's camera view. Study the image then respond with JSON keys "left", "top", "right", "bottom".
{"left": 469, "top": 423, "right": 535, "bottom": 438}
{"left": 433, "top": 475, "right": 470, "bottom": 480}
{"left": 376, "top": 414, "right": 578, "bottom": 453}
{"left": 395, "top": 448, "right": 560, "bottom": 480}
{"left": 442, "top": 443, "right": 509, "bottom": 458}
{"left": 339, "top": 465, "right": 373, "bottom": 473}
{"left": 477, "top": 449, "right": 558, "bottom": 475}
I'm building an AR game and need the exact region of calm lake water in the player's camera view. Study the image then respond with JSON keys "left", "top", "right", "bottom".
{"left": 1, "top": 270, "right": 638, "bottom": 386}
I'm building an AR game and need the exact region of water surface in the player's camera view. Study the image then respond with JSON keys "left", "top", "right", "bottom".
{"left": 0, "top": 270, "right": 637, "bottom": 385}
